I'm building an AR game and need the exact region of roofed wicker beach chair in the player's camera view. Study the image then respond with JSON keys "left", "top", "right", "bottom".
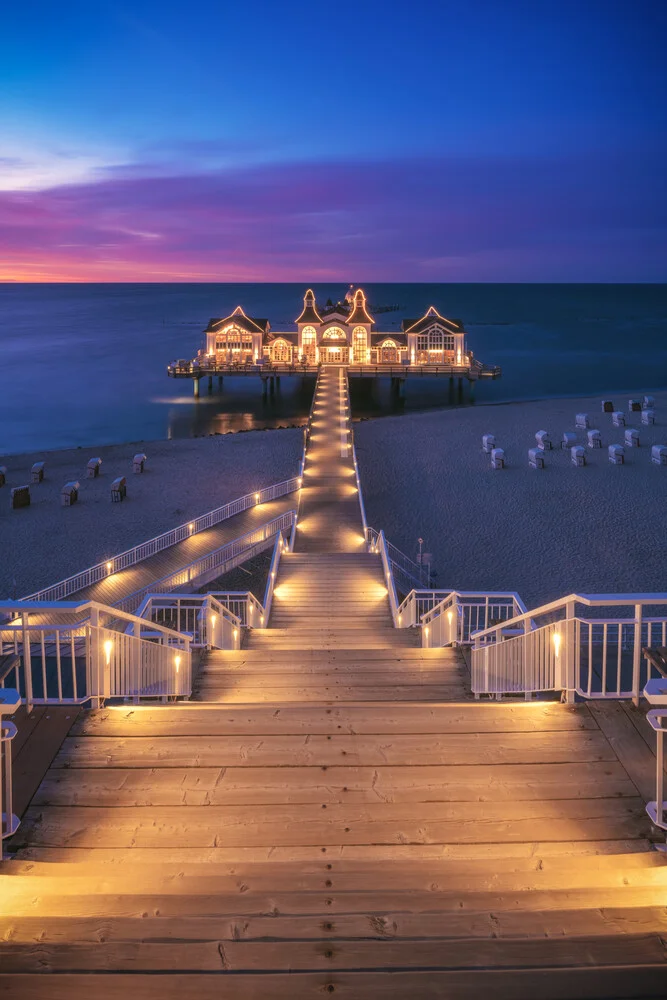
{"left": 643, "top": 646, "right": 667, "bottom": 679}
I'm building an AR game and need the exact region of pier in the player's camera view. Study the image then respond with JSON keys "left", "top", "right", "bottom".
{"left": 167, "top": 288, "right": 502, "bottom": 397}
{"left": 1, "top": 368, "right": 667, "bottom": 997}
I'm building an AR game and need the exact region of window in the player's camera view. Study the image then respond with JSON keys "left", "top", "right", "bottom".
{"left": 353, "top": 326, "right": 367, "bottom": 363}
{"left": 271, "top": 339, "right": 291, "bottom": 363}
{"left": 322, "top": 327, "right": 346, "bottom": 340}
{"left": 415, "top": 325, "right": 455, "bottom": 363}
{"left": 301, "top": 326, "right": 316, "bottom": 345}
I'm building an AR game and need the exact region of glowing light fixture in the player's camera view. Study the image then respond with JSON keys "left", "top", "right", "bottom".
{"left": 103, "top": 639, "right": 113, "bottom": 665}
{"left": 106, "top": 561, "right": 112, "bottom": 573}
{"left": 189, "top": 522, "right": 195, "bottom": 533}
{"left": 255, "top": 492, "right": 260, "bottom": 502}
{"left": 553, "top": 632, "right": 561, "bottom": 658}
{"left": 174, "top": 654, "right": 181, "bottom": 673}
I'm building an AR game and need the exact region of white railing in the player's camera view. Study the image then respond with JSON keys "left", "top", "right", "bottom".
{"left": 112, "top": 511, "right": 296, "bottom": 614}
{"left": 1, "top": 689, "right": 20, "bottom": 858}
{"left": 373, "top": 530, "right": 400, "bottom": 625}
{"left": 470, "top": 593, "right": 667, "bottom": 701}
{"left": 0, "top": 599, "right": 192, "bottom": 709}
{"left": 207, "top": 591, "right": 265, "bottom": 627}
{"left": 366, "top": 527, "right": 426, "bottom": 590}
{"left": 419, "top": 591, "right": 527, "bottom": 646}
{"left": 22, "top": 477, "right": 300, "bottom": 604}
{"left": 262, "top": 532, "right": 289, "bottom": 626}
{"left": 135, "top": 593, "right": 242, "bottom": 649}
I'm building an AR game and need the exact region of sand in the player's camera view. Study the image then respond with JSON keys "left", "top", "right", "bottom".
{"left": 355, "top": 391, "right": 667, "bottom": 609}
{"left": 2, "top": 390, "right": 666, "bottom": 611}
{"left": 0, "top": 429, "right": 301, "bottom": 599}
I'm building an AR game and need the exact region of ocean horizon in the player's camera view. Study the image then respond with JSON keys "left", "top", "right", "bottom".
{"left": 1, "top": 282, "right": 665, "bottom": 456}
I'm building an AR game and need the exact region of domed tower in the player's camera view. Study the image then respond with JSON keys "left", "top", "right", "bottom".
{"left": 347, "top": 288, "right": 374, "bottom": 364}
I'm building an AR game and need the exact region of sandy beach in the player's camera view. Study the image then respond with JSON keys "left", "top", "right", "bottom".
{"left": 1, "top": 390, "right": 665, "bottom": 610}
{"left": 355, "top": 390, "right": 667, "bottom": 609}
{"left": 0, "top": 429, "right": 301, "bottom": 598}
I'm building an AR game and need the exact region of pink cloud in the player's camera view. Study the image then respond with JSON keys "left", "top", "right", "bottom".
{"left": 0, "top": 154, "right": 665, "bottom": 281}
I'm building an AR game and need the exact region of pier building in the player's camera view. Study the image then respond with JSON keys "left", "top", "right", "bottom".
{"left": 169, "top": 287, "right": 501, "bottom": 395}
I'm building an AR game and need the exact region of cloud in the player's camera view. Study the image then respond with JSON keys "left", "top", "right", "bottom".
{"left": 0, "top": 152, "right": 665, "bottom": 281}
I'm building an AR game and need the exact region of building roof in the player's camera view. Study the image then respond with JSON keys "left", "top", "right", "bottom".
{"left": 206, "top": 306, "right": 269, "bottom": 334}
{"left": 370, "top": 332, "right": 407, "bottom": 346}
{"left": 295, "top": 289, "right": 323, "bottom": 326}
{"left": 402, "top": 306, "right": 463, "bottom": 334}
{"left": 268, "top": 331, "right": 298, "bottom": 344}
{"left": 347, "top": 289, "right": 375, "bottom": 326}
{"left": 320, "top": 302, "right": 350, "bottom": 321}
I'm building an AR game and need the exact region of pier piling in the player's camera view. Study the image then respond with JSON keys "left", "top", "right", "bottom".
{"left": 193, "top": 378, "right": 200, "bottom": 399}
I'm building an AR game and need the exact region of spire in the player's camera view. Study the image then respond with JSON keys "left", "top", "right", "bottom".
{"left": 295, "top": 288, "right": 323, "bottom": 325}
{"left": 347, "top": 288, "right": 374, "bottom": 325}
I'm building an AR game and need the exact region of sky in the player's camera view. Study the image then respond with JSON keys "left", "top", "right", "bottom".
{"left": 1, "top": 0, "right": 666, "bottom": 282}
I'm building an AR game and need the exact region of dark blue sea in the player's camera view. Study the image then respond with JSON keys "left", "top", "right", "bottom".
{"left": 0, "top": 283, "right": 665, "bottom": 455}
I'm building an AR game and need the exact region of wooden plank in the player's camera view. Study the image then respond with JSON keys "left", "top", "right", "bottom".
{"left": 3, "top": 967, "right": 667, "bottom": 1000}
{"left": 1, "top": 933, "right": 666, "bottom": 972}
{"left": 30, "top": 761, "right": 638, "bottom": 807}
{"left": 70, "top": 702, "right": 595, "bottom": 736}
{"left": 10, "top": 706, "right": 46, "bottom": 758}
{"left": 13, "top": 839, "right": 655, "bottom": 864}
{"left": 587, "top": 701, "right": 659, "bottom": 802}
{"left": 11, "top": 706, "right": 80, "bottom": 818}
{"left": 14, "top": 798, "right": 649, "bottom": 849}
{"left": 51, "top": 730, "right": 616, "bottom": 768}
{"left": 3, "top": 905, "right": 667, "bottom": 944}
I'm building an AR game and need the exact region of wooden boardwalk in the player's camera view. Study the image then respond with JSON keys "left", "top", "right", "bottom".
{"left": 2, "top": 367, "right": 666, "bottom": 997}
{"left": 58, "top": 494, "right": 297, "bottom": 608}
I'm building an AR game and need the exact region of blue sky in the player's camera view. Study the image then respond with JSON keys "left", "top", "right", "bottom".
{"left": 1, "top": 0, "right": 665, "bottom": 280}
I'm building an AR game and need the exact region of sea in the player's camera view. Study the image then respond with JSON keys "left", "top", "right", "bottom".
{"left": 0, "top": 283, "right": 665, "bottom": 456}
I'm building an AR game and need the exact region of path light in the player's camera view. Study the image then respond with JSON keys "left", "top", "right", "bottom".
{"left": 233, "top": 629, "right": 238, "bottom": 640}
{"left": 174, "top": 654, "right": 181, "bottom": 674}
{"left": 255, "top": 492, "right": 260, "bottom": 503}
{"left": 210, "top": 613, "right": 217, "bottom": 629}
{"left": 189, "top": 522, "right": 194, "bottom": 534}
{"left": 447, "top": 611, "right": 453, "bottom": 624}
{"left": 103, "top": 639, "right": 113, "bottom": 665}
{"left": 553, "top": 632, "right": 562, "bottom": 659}
{"left": 106, "top": 561, "right": 112, "bottom": 573}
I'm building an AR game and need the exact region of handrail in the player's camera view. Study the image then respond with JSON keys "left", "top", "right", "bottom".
{"left": 367, "top": 527, "right": 427, "bottom": 589}
{"left": 0, "top": 598, "right": 192, "bottom": 709}
{"left": 262, "top": 532, "right": 287, "bottom": 627}
{"left": 470, "top": 593, "right": 667, "bottom": 644}
{"left": 21, "top": 477, "right": 301, "bottom": 604}
{"left": 375, "top": 530, "right": 400, "bottom": 626}
{"left": 111, "top": 511, "right": 296, "bottom": 614}
{"left": 0, "top": 689, "right": 20, "bottom": 856}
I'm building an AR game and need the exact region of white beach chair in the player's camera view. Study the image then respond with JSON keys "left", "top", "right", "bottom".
{"left": 562, "top": 432, "right": 577, "bottom": 450}
{"left": 111, "top": 476, "right": 127, "bottom": 501}
{"left": 133, "top": 453, "right": 147, "bottom": 474}
{"left": 642, "top": 409, "right": 655, "bottom": 426}
{"left": 612, "top": 411, "right": 625, "bottom": 428}
{"left": 575, "top": 413, "right": 589, "bottom": 430}
{"left": 628, "top": 399, "right": 642, "bottom": 413}
{"left": 587, "top": 430, "right": 601, "bottom": 449}
{"left": 571, "top": 446, "right": 586, "bottom": 467}
{"left": 601, "top": 400, "right": 614, "bottom": 413}
{"left": 535, "top": 430, "right": 551, "bottom": 450}
{"left": 491, "top": 448, "right": 505, "bottom": 469}
{"left": 87, "top": 457, "right": 102, "bottom": 478}
{"left": 643, "top": 395, "right": 655, "bottom": 410}
{"left": 0, "top": 466, "right": 6, "bottom": 488}
{"left": 482, "top": 434, "right": 495, "bottom": 453}
{"left": 625, "top": 429, "right": 639, "bottom": 448}
{"left": 608, "top": 445, "right": 624, "bottom": 465}
{"left": 651, "top": 445, "right": 667, "bottom": 466}
{"left": 61, "top": 481, "right": 80, "bottom": 506}
{"left": 31, "top": 461, "right": 45, "bottom": 484}
{"left": 528, "top": 448, "right": 544, "bottom": 469}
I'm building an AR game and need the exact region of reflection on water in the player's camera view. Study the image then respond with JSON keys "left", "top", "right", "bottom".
{"left": 164, "top": 373, "right": 476, "bottom": 439}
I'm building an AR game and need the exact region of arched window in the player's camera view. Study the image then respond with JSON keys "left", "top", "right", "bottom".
{"left": 415, "top": 325, "right": 455, "bottom": 363}
{"left": 352, "top": 326, "right": 367, "bottom": 363}
{"left": 322, "top": 327, "right": 346, "bottom": 340}
{"left": 379, "top": 339, "right": 399, "bottom": 364}
{"left": 215, "top": 324, "right": 253, "bottom": 360}
{"left": 301, "top": 325, "right": 317, "bottom": 364}
{"left": 271, "top": 339, "right": 291, "bottom": 363}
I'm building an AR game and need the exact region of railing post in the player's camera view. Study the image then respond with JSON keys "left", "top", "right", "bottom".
{"left": 0, "top": 689, "right": 21, "bottom": 859}
{"left": 21, "top": 612, "right": 33, "bottom": 714}
{"left": 564, "top": 600, "right": 576, "bottom": 703}
{"left": 89, "top": 605, "right": 103, "bottom": 709}
{"left": 632, "top": 603, "right": 643, "bottom": 707}
{"left": 523, "top": 616, "right": 531, "bottom": 700}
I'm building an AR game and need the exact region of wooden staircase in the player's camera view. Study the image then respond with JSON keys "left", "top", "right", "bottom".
{"left": 2, "top": 365, "right": 666, "bottom": 996}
